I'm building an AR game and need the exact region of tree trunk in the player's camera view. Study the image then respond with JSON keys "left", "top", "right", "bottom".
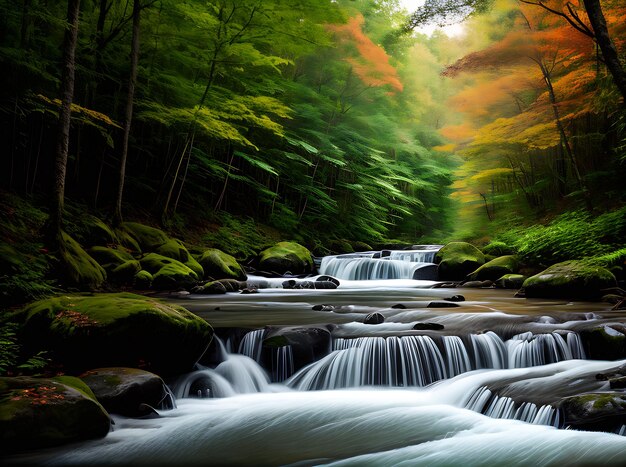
{"left": 48, "top": 0, "right": 81, "bottom": 247}
{"left": 583, "top": 0, "right": 626, "bottom": 104}
{"left": 112, "top": 0, "right": 141, "bottom": 226}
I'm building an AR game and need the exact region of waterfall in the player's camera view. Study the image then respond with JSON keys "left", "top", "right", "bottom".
{"left": 288, "top": 336, "right": 447, "bottom": 390}
{"left": 271, "top": 345, "right": 294, "bottom": 382}
{"left": 319, "top": 257, "right": 432, "bottom": 280}
{"left": 388, "top": 250, "right": 438, "bottom": 263}
{"left": 443, "top": 335, "right": 472, "bottom": 377}
{"left": 470, "top": 331, "right": 507, "bottom": 369}
{"left": 238, "top": 329, "right": 265, "bottom": 362}
{"left": 465, "top": 386, "right": 561, "bottom": 427}
{"left": 506, "top": 331, "right": 586, "bottom": 368}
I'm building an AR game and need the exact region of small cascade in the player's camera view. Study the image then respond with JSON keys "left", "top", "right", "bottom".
{"left": 388, "top": 249, "right": 438, "bottom": 263}
{"left": 465, "top": 386, "right": 561, "bottom": 427}
{"left": 319, "top": 256, "right": 431, "bottom": 280}
{"left": 288, "top": 336, "right": 447, "bottom": 390}
{"left": 470, "top": 331, "right": 507, "bottom": 369}
{"left": 443, "top": 335, "right": 472, "bottom": 377}
{"left": 506, "top": 331, "right": 586, "bottom": 368}
{"left": 172, "top": 338, "right": 271, "bottom": 399}
{"left": 238, "top": 329, "right": 266, "bottom": 362}
{"left": 271, "top": 345, "right": 295, "bottom": 382}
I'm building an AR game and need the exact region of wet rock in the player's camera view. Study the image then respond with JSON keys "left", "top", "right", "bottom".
{"left": 558, "top": 392, "right": 626, "bottom": 432}
{"left": 0, "top": 376, "right": 111, "bottom": 453}
{"left": 312, "top": 304, "right": 335, "bottom": 312}
{"left": 263, "top": 326, "right": 332, "bottom": 372}
{"left": 316, "top": 275, "right": 341, "bottom": 287}
{"left": 444, "top": 295, "right": 465, "bottom": 302}
{"left": 460, "top": 280, "right": 494, "bottom": 288}
{"left": 435, "top": 242, "right": 485, "bottom": 281}
{"left": 413, "top": 322, "right": 445, "bottom": 331}
{"left": 80, "top": 368, "right": 174, "bottom": 417}
{"left": 412, "top": 264, "right": 439, "bottom": 280}
{"left": 522, "top": 260, "right": 617, "bottom": 300}
{"left": 495, "top": 274, "right": 526, "bottom": 289}
{"left": 601, "top": 294, "right": 624, "bottom": 304}
{"left": 283, "top": 280, "right": 337, "bottom": 290}
{"left": 364, "top": 312, "right": 385, "bottom": 325}
{"left": 427, "top": 301, "right": 460, "bottom": 308}
{"left": 609, "top": 376, "right": 626, "bottom": 390}
{"left": 391, "top": 304, "right": 406, "bottom": 309}
{"left": 580, "top": 325, "right": 626, "bottom": 360}
{"left": 240, "top": 287, "right": 259, "bottom": 294}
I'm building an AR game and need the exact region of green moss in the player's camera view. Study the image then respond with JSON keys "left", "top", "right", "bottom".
{"left": 435, "top": 242, "right": 485, "bottom": 281}
{"left": 328, "top": 239, "right": 354, "bottom": 254}
{"left": 110, "top": 260, "right": 142, "bottom": 282}
{"left": 140, "top": 253, "right": 183, "bottom": 274}
{"left": 88, "top": 246, "right": 134, "bottom": 266}
{"left": 198, "top": 248, "right": 247, "bottom": 280}
{"left": 112, "top": 227, "right": 142, "bottom": 253}
{"left": 495, "top": 274, "right": 526, "bottom": 289}
{"left": 152, "top": 263, "right": 199, "bottom": 290}
{"left": 482, "top": 241, "right": 515, "bottom": 256}
{"left": 467, "top": 255, "right": 519, "bottom": 281}
{"left": 67, "top": 215, "right": 116, "bottom": 248}
{"left": 522, "top": 260, "right": 617, "bottom": 299}
{"left": 59, "top": 232, "right": 106, "bottom": 290}
{"left": 11, "top": 293, "right": 213, "bottom": 375}
{"left": 52, "top": 376, "right": 98, "bottom": 401}
{"left": 134, "top": 270, "right": 153, "bottom": 289}
{"left": 258, "top": 242, "right": 314, "bottom": 275}
{"left": 121, "top": 222, "right": 169, "bottom": 251}
{"left": 154, "top": 239, "right": 203, "bottom": 278}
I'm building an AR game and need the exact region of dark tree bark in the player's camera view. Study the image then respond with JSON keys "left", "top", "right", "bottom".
{"left": 582, "top": 0, "right": 626, "bottom": 104}
{"left": 49, "top": 0, "right": 81, "bottom": 247}
{"left": 112, "top": 0, "right": 142, "bottom": 226}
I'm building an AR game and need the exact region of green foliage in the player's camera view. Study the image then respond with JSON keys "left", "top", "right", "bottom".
{"left": 0, "top": 322, "right": 49, "bottom": 376}
{"left": 496, "top": 208, "right": 626, "bottom": 267}
{"left": 201, "top": 213, "right": 277, "bottom": 260}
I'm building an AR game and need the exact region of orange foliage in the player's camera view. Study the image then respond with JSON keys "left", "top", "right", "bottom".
{"left": 329, "top": 15, "right": 403, "bottom": 92}
{"left": 440, "top": 123, "right": 476, "bottom": 143}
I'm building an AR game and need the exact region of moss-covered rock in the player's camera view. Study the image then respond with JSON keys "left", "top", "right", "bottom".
{"left": 198, "top": 248, "right": 247, "bottom": 281}
{"left": 10, "top": 293, "right": 213, "bottom": 375}
{"left": 155, "top": 238, "right": 204, "bottom": 278}
{"left": 80, "top": 367, "right": 173, "bottom": 417}
{"left": 495, "top": 274, "right": 527, "bottom": 289}
{"left": 58, "top": 232, "right": 106, "bottom": 290}
{"left": 139, "top": 253, "right": 198, "bottom": 290}
{"left": 351, "top": 241, "right": 373, "bottom": 252}
{"left": 466, "top": 255, "right": 519, "bottom": 282}
{"left": 258, "top": 242, "right": 314, "bottom": 275}
{"left": 558, "top": 392, "right": 626, "bottom": 432}
{"left": 193, "top": 279, "right": 244, "bottom": 294}
{"left": 110, "top": 260, "right": 142, "bottom": 282}
{"left": 134, "top": 270, "right": 153, "bottom": 289}
{"left": 88, "top": 246, "right": 134, "bottom": 267}
{"left": 71, "top": 216, "right": 117, "bottom": 248}
{"left": 328, "top": 239, "right": 355, "bottom": 255}
{"left": 521, "top": 260, "right": 617, "bottom": 300}
{"left": 121, "top": 222, "right": 169, "bottom": 251}
{"left": 435, "top": 242, "right": 485, "bottom": 281}
{"left": 481, "top": 241, "right": 516, "bottom": 257}
{"left": 0, "top": 376, "right": 110, "bottom": 453}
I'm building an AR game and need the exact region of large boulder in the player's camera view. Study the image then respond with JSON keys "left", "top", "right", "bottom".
{"left": 0, "top": 376, "right": 110, "bottom": 453}
{"left": 580, "top": 325, "right": 626, "bottom": 360}
{"left": 481, "top": 241, "right": 516, "bottom": 257}
{"left": 139, "top": 253, "right": 199, "bottom": 290}
{"left": 198, "top": 248, "right": 247, "bottom": 281}
{"left": 258, "top": 242, "right": 314, "bottom": 275}
{"left": 8, "top": 293, "right": 213, "bottom": 376}
{"left": 120, "top": 222, "right": 169, "bottom": 251}
{"left": 58, "top": 232, "right": 107, "bottom": 290}
{"left": 435, "top": 242, "right": 485, "bottom": 281}
{"left": 558, "top": 392, "right": 626, "bottom": 433}
{"left": 155, "top": 238, "right": 204, "bottom": 278}
{"left": 80, "top": 367, "right": 174, "bottom": 417}
{"left": 466, "top": 255, "right": 519, "bottom": 282}
{"left": 521, "top": 260, "right": 617, "bottom": 300}
{"left": 263, "top": 326, "right": 331, "bottom": 373}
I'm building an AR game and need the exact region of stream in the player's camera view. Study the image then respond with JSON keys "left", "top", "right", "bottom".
{"left": 10, "top": 250, "right": 626, "bottom": 465}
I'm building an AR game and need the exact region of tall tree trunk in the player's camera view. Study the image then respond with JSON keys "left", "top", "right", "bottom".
{"left": 48, "top": 0, "right": 81, "bottom": 247}
{"left": 583, "top": 0, "right": 626, "bottom": 104}
{"left": 112, "top": 0, "right": 141, "bottom": 226}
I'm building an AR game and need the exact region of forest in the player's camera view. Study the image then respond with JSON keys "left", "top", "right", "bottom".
{"left": 1, "top": 0, "right": 626, "bottom": 463}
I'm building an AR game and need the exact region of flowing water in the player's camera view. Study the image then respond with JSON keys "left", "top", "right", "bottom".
{"left": 10, "top": 249, "right": 626, "bottom": 465}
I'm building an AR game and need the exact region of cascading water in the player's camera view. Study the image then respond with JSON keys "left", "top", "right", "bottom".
{"left": 465, "top": 386, "right": 561, "bottom": 427}
{"left": 506, "top": 331, "right": 585, "bottom": 367}
{"left": 238, "top": 329, "right": 265, "bottom": 361}
{"left": 318, "top": 247, "right": 441, "bottom": 280}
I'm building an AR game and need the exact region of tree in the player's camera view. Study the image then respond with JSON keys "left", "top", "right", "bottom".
{"left": 111, "top": 0, "right": 142, "bottom": 226}
{"left": 49, "top": 0, "right": 81, "bottom": 246}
